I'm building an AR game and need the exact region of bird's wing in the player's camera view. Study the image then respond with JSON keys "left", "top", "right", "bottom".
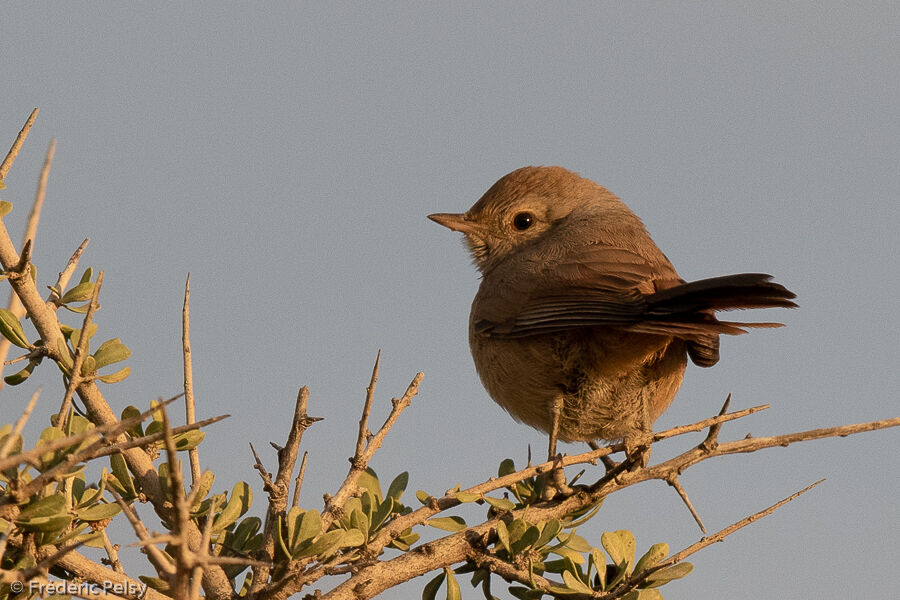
{"left": 473, "top": 245, "right": 675, "bottom": 337}
{"left": 473, "top": 246, "right": 792, "bottom": 339}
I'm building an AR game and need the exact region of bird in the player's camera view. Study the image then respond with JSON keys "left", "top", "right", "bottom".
{"left": 428, "top": 166, "right": 796, "bottom": 475}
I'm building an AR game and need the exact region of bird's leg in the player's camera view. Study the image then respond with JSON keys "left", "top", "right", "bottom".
{"left": 543, "top": 397, "right": 573, "bottom": 499}
{"left": 624, "top": 395, "right": 653, "bottom": 469}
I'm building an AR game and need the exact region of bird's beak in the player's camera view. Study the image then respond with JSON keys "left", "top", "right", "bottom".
{"left": 427, "top": 212, "right": 481, "bottom": 235}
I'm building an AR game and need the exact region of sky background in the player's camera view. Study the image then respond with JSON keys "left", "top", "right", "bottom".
{"left": 2, "top": 3, "right": 898, "bottom": 599}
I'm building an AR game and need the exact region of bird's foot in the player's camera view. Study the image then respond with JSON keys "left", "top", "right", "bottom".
{"left": 623, "top": 436, "right": 651, "bottom": 470}
{"left": 540, "top": 454, "right": 574, "bottom": 500}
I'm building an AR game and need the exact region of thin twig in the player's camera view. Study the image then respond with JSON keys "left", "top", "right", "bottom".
{"left": 183, "top": 273, "right": 201, "bottom": 486}
{"left": 322, "top": 370, "right": 423, "bottom": 531}
{"left": 160, "top": 403, "right": 196, "bottom": 599}
{"left": 108, "top": 484, "right": 177, "bottom": 577}
{"left": 57, "top": 270, "right": 104, "bottom": 429}
{"left": 100, "top": 528, "right": 124, "bottom": 574}
{"left": 292, "top": 451, "right": 309, "bottom": 508}
{"left": 0, "top": 107, "right": 38, "bottom": 181}
{"left": 610, "top": 479, "right": 826, "bottom": 598}
{"left": 0, "top": 393, "right": 183, "bottom": 473}
{"left": 321, "top": 414, "right": 897, "bottom": 600}
{"left": 47, "top": 238, "right": 90, "bottom": 308}
{"left": 9, "top": 413, "right": 228, "bottom": 513}
{"left": 356, "top": 350, "right": 381, "bottom": 460}
{"left": 0, "top": 139, "right": 54, "bottom": 382}
{"left": 21, "top": 534, "right": 103, "bottom": 580}
{"left": 252, "top": 386, "right": 320, "bottom": 595}
{"left": 667, "top": 475, "right": 706, "bottom": 533}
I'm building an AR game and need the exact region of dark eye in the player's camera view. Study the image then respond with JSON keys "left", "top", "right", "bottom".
{"left": 512, "top": 212, "right": 534, "bottom": 231}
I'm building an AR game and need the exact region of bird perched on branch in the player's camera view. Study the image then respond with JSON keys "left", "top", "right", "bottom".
{"left": 429, "top": 166, "right": 796, "bottom": 482}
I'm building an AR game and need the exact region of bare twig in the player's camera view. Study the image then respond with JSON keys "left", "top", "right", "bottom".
{"left": 47, "top": 238, "right": 90, "bottom": 308}
{"left": 108, "top": 483, "right": 176, "bottom": 577}
{"left": 666, "top": 475, "right": 706, "bottom": 533}
{"left": 0, "top": 107, "right": 38, "bottom": 181}
{"left": 100, "top": 528, "right": 124, "bottom": 574}
{"left": 608, "top": 479, "right": 826, "bottom": 599}
{"left": 0, "top": 393, "right": 183, "bottom": 474}
{"left": 356, "top": 349, "right": 381, "bottom": 460}
{"left": 0, "top": 138, "right": 54, "bottom": 382}
{"left": 252, "top": 386, "right": 320, "bottom": 594}
{"left": 160, "top": 405, "right": 194, "bottom": 599}
{"left": 57, "top": 271, "right": 104, "bottom": 428}
{"left": 0, "top": 119, "right": 233, "bottom": 599}
{"left": 322, "top": 370, "right": 423, "bottom": 531}
{"left": 292, "top": 451, "right": 309, "bottom": 508}
{"left": 183, "top": 273, "right": 201, "bottom": 486}
{"left": 314, "top": 414, "right": 897, "bottom": 600}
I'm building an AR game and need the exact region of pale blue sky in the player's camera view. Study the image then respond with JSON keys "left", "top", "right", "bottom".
{"left": 2, "top": 3, "right": 898, "bottom": 599}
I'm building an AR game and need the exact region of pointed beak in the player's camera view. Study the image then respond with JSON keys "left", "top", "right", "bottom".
{"left": 427, "top": 212, "right": 481, "bottom": 235}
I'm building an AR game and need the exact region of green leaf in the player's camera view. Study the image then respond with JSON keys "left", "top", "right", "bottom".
{"left": 171, "top": 430, "right": 205, "bottom": 451}
{"left": 551, "top": 546, "right": 586, "bottom": 564}
{"left": 296, "top": 509, "right": 322, "bottom": 546}
{"left": 590, "top": 547, "right": 606, "bottom": 589}
{"left": 562, "top": 570, "right": 593, "bottom": 594}
{"left": 484, "top": 496, "right": 515, "bottom": 512}
{"left": 80, "top": 355, "right": 97, "bottom": 376}
{"left": 63, "top": 301, "right": 95, "bottom": 314}
{"left": 109, "top": 452, "right": 136, "bottom": 498}
{"left": 69, "top": 324, "right": 97, "bottom": 351}
{"left": 498, "top": 458, "right": 515, "bottom": 477}
{"left": 120, "top": 405, "right": 144, "bottom": 437}
{"left": 0, "top": 307, "right": 29, "bottom": 348}
{"left": 79, "top": 267, "right": 93, "bottom": 285}
{"left": 93, "top": 338, "right": 131, "bottom": 369}
{"left": 634, "top": 543, "right": 669, "bottom": 575}
{"left": 75, "top": 502, "right": 121, "bottom": 522}
{"left": 61, "top": 281, "right": 95, "bottom": 304}
{"left": 564, "top": 533, "right": 592, "bottom": 553}
{"left": 370, "top": 497, "right": 393, "bottom": 531}
{"left": 623, "top": 590, "right": 664, "bottom": 600}
{"left": 496, "top": 520, "right": 511, "bottom": 554}
{"left": 445, "top": 567, "right": 461, "bottom": 600}
{"left": 643, "top": 562, "right": 693, "bottom": 588}
{"left": 422, "top": 571, "right": 445, "bottom": 600}
{"left": 511, "top": 525, "right": 540, "bottom": 554}
{"left": 426, "top": 516, "right": 466, "bottom": 532}
{"left": 301, "top": 529, "right": 356, "bottom": 558}
{"left": 213, "top": 481, "right": 252, "bottom": 532}
{"left": 17, "top": 494, "right": 66, "bottom": 520}
{"left": 358, "top": 467, "right": 382, "bottom": 502}
{"left": 535, "top": 519, "right": 562, "bottom": 548}
{"left": 601, "top": 530, "right": 636, "bottom": 572}
{"left": 416, "top": 490, "right": 433, "bottom": 505}
{"left": 350, "top": 507, "right": 370, "bottom": 539}
{"left": 191, "top": 471, "right": 215, "bottom": 510}
{"left": 4, "top": 359, "right": 37, "bottom": 385}
{"left": 16, "top": 495, "right": 72, "bottom": 533}
{"left": 454, "top": 491, "right": 481, "bottom": 503}
{"left": 232, "top": 517, "right": 261, "bottom": 550}
{"left": 387, "top": 471, "right": 409, "bottom": 501}
{"left": 98, "top": 366, "right": 130, "bottom": 384}
{"left": 56, "top": 337, "right": 74, "bottom": 371}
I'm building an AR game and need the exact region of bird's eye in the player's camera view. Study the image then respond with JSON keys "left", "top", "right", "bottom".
{"left": 512, "top": 212, "right": 534, "bottom": 231}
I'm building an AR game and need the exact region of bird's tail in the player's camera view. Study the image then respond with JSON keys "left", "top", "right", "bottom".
{"left": 628, "top": 273, "right": 797, "bottom": 338}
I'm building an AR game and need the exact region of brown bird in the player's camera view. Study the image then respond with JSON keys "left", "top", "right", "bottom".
{"left": 429, "top": 166, "right": 795, "bottom": 471}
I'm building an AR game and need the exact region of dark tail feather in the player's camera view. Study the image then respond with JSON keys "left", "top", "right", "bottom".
{"left": 625, "top": 273, "right": 796, "bottom": 344}
{"left": 647, "top": 273, "right": 797, "bottom": 313}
